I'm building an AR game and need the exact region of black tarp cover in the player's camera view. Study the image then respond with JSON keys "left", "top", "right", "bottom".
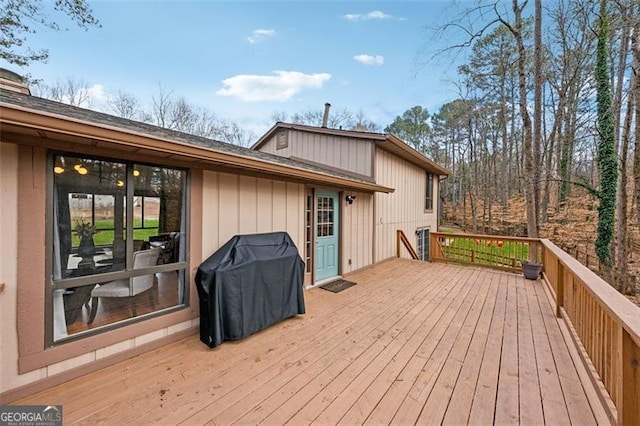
{"left": 195, "top": 232, "right": 305, "bottom": 348}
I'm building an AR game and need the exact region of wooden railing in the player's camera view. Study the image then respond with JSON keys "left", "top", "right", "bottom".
{"left": 396, "top": 230, "right": 419, "bottom": 260}
{"left": 542, "top": 239, "right": 640, "bottom": 425}
{"left": 429, "top": 231, "right": 640, "bottom": 424}
{"left": 430, "top": 231, "right": 542, "bottom": 273}
{"left": 561, "top": 244, "right": 603, "bottom": 273}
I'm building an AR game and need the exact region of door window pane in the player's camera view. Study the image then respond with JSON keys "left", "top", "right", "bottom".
{"left": 316, "top": 196, "right": 334, "bottom": 237}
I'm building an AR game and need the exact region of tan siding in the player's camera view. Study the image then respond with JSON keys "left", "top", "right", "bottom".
{"left": 283, "top": 130, "right": 373, "bottom": 178}
{"left": 341, "top": 191, "right": 374, "bottom": 274}
{"left": 202, "top": 171, "right": 305, "bottom": 259}
{"left": 218, "top": 173, "right": 240, "bottom": 246}
{"left": 201, "top": 172, "right": 220, "bottom": 258}
{"left": 256, "top": 178, "right": 273, "bottom": 233}
{"left": 255, "top": 134, "right": 291, "bottom": 157}
{"left": 0, "top": 142, "right": 39, "bottom": 392}
{"left": 271, "top": 181, "right": 287, "bottom": 231}
{"left": 374, "top": 148, "right": 438, "bottom": 261}
{"left": 285, "top": 182, "right": 301, "bottom": 244}
{"left": 238, "top": 176, "right": 258, "bottom": 235}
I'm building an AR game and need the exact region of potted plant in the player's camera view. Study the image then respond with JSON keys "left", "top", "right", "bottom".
{"left": 74, "top": 218, "right": 99, "bottom": 260}
{"left": 521, "top": 259, "right": 543, "bottom": 280}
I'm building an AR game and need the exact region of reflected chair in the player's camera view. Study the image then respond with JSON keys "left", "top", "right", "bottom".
{"left": 88, "top": 248, "right": 161, "bottom": 324}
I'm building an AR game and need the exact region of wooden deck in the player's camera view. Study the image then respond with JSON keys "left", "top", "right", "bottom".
{"left": 16, "top": 259, "right": 610, "bottom": 425}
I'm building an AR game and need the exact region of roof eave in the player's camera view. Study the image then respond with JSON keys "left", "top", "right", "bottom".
{"left": 382, "top": 134, "right": 451, "bottom": 176}
{"left": 0, "top": 103, "right": 394, "bottom": 194}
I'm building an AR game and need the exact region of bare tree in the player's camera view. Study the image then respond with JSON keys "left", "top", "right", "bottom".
{"left": 32, "top": 77, "right": 95, "bottom": 107}
{"left": 634, "top": 11, "right": 640, "bottom": 229}
{"left": 533, "top": 0, "right": 543, "bottom": 226}
{"left": 497, "top": 0, "right": 538, "bottom": 239}
{"left": 150, "top": 84, "right": 174, "bottom": 128}
{"left": 107, "top": 90, "right": 142, "bottom": 120}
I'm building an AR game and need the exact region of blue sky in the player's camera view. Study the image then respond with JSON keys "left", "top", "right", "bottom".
{"left": 5, "top": 1, "right": 474, "bottom": 136}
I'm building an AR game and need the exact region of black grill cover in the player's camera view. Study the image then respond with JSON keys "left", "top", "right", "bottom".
{"left": 195, "top": 232, "right": 305, "bottom": 348}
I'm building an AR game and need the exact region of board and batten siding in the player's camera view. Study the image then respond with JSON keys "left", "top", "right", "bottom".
{"left": 201, "top": 171, "right": 306, "bottom": 266}
{"left": 258, "top": 129, "right": 374, "bottom": 179}
{"left": 374, "top": 147, "right": 438, "bottom": 261}
{"left": 0, "top": 142, "right": 26, "bottom": 393}
{"left": 340, "top": 191, "right": 374, "bottom": 274}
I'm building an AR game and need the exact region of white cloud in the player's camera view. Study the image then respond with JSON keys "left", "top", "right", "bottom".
{"left": 87, "top": 84, "right": 106, "bottom": 102}
{"left": 247, "top": 28, "right": 275, "bottom": 44}
{"left": 216, "top": 71, "right": 332, "bottom": 102}
{"left": 353, "top": 54, "right": 384, "bottom": 66}
{"left": 343, "top": 10, "right": 395, "bottom": 22}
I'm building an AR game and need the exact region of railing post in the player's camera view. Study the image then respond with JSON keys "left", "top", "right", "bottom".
{"left": 396, "top": 230, "right": 401, "bottom": 258}
{"left": 429, "top": 232, "right": 437, "bottom": 262}
{"left": 620, "top": 329, "right": 640, "bottom": 425}
{"left": 556, "top": 259, "right": 564, "bottom": 318}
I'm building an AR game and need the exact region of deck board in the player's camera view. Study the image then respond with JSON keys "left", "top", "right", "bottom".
{"left": 14, "top": 259, "right": 610, "bottom": 425}
{"left": 440, "top": 270, "right": 499, "bottom": 425}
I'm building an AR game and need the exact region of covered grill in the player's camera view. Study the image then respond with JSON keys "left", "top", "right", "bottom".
{"left": 195, "top": 232, "right": 305, "bottom": 348}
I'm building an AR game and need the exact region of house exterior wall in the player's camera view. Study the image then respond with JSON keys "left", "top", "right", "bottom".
{"left": 259, "top": 129, "right": 374, "bottom": 179}
{"left": 258, "top": 130, "right": 292, "bottom": 157}
{"left": 201, "top": 171, "right": 306, "bottom": 263}
{"left": 0, "top": 147, "right": 306, "bottom": 402}
{"left": 374, "top": 147, "right": 438, "bottom": 261}
{"left": 340, "top": 191, "right": 374, "bottom": 274}
{"left": 0, "top": 143, "right": 201, "bottom": 400}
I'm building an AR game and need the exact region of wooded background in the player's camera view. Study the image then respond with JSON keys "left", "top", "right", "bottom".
{"left": 401, "top": 0, "right": 640, "bottom": 296}
{"left": 11, "top": 0, "right": 639, "bottom": 295}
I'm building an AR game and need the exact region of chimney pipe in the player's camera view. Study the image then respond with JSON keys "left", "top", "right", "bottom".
{"left": 321, "top": 102, "right": 331, "bottom": 128}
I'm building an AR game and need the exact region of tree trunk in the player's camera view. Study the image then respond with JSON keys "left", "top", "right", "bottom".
{"left": 611, "top": 1, "right": 631, "bottom": 270}
{"left": 533, "top": 0, "right": 543, "bottom": 230}
{"left": 633, "top": 13, "right": 640, "bottom": 229}
{"left": 594, "top": 0, "right": 618, "bottom": 282}
{"left": 616, "top": 70, "right": 633, "bottom": 293}
{"left": 511, "top": 1, "right": 538, "bottom": 240}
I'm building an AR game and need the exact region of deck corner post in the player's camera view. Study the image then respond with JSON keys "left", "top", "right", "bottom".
{"left": 556, "top": 259, "right": 564, "bottom": 318}
{"left": 620, "top": 329, "right": 640, "bottom": 426}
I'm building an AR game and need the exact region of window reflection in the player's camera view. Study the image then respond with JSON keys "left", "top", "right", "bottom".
{"left": 51, "top": 155, "right": 188, "bottom": 342}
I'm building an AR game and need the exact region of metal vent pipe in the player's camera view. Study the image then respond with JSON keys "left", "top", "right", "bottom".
{"left": 321, "top": 102, "right": 331, "bottom": 128}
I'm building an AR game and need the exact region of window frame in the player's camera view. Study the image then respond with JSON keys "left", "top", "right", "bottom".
{"left": 45, "top": 152, "right": 190, "bottom": 347}
{"left": 416, "top": 227, "right": 430, "bottom": 261}
{"left": 425, "top": 172, "right": 434, "bottom": 212}
{"left": 305, "top": 189, "right": 314, "bottom": 274}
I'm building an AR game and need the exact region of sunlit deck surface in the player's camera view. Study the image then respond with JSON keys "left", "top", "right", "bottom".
{"left": 17, "top": 259, "right": 611, "bottom": 425}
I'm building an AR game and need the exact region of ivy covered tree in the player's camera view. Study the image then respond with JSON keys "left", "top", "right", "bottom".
{"left": 594, "top": 0, "right": 618, "bottom": 279}
{"left": 0, "top": 0, "right": 99, "bottom": 67}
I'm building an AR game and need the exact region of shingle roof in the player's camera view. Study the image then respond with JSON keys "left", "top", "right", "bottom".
{"left": 0, "top": 89, "right": 393, "bottom": 193}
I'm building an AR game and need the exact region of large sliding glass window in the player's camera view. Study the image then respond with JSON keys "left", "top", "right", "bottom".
{"left": 49, "top": 154, "right": 188, "bottom": 344}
